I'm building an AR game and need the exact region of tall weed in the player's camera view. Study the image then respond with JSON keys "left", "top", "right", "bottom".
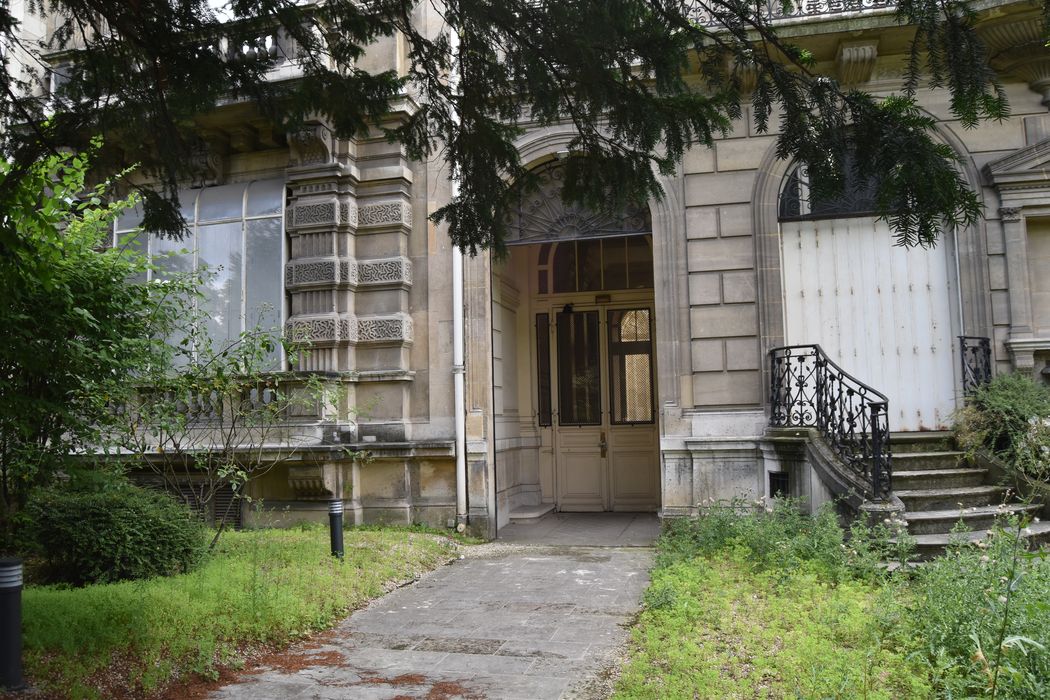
{"left": 896, "top": 520, "right": 1049, "bottom": 699}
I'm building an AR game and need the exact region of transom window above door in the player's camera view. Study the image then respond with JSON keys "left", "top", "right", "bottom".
{"left": 537, "top": 235, "right": 654, "bottom": 294}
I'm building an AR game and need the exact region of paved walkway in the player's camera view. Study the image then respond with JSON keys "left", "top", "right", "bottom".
{"left": 209, "top": 515, "right": 656, "bottom": 700}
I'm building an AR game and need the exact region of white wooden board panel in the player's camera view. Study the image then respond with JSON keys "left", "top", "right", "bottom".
{"left": 781, "top": 217, "right": 956, "bottom": 431}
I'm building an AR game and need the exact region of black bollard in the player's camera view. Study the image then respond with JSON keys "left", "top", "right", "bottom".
{"left": 0, "top": 558, "right": 24, "bottom": 691}
{"left": 329, "top": 500, "right": 344, "bottom": 559}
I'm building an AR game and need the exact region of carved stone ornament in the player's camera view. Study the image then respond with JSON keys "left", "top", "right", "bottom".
{"left": 291, "top": 201, "right": 338, "bottom": 228}
{"left": 1000, "top": 207, "right": 1023, "bottom": 223}
{"left": 285, "top": 259, "right": 338, "bottom": 287}
{"left": 358, "top": 200, "right": 413, "bottom": 229}
{"left": 340, "top": 201, "right": 359, "bottom": 228}
{"left": 287, "top": 464, "right": 339, "bottom": 500}
{"left": 976, "top": 14, "right": 1050, "bottom": 106}
{"left": 505, "top": 161, "right": 651, "bottom": 245}
{"left": 836, "top": 40, "right": 878, "bottom": 86}
{"left": 356, "top": 314, "right": 413, "bottom": 344}
{"left": 189, "top": 132, "right": 230, "bottom": 187}
{"left": 357, "top": 257, "right": 413, "bottom": 287}
{"left": 288, "top": 122, "right": 334, "bottom": 167}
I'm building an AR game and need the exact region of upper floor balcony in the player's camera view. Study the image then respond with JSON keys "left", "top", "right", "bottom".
{"left": 686, "top": 0, "right": 898, "bottom": 27}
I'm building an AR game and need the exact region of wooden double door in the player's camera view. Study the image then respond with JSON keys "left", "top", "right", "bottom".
{"left": 538, "top": 301, "right": 660, "bottom": 511}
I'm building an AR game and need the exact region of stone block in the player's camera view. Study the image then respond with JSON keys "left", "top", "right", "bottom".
{"left": 692, "top": 370, "right": 762, "bottom": 406}
{"left": 687, "top": 237, "right": 754, "bottom": 272}
{"left": 986, "top": 224, "right": 1005, "bottom": 255}
{"left": 684, "top": 171, "right": 756, "bottom": 207}
{"left": 991, "top": 290, "right": 1011, "bottom": 325}
{"left": 716, "top": 136, "right": 775, "bottom": 172}
{"left": 685, "top": 206, "right": 719, "bottom": 239}
{"left": 691, "top": 339, "right": 724, "bottom": 372}
{"left": 718, "top": 204, "right": 754, "bottom": 238}
{"left": 988, "top": 255, "right": 1008, "bottom": 290}
{"left": 359, "top": 461, "right": 408, "bottom": 500}
{"left": 688, "top": 272, "right": 721, "bottom": 305}
{"left": 690, "top": 304, "right": 758, "bottom": 338}
{"left": 946, "top": 120, "right": 1025, "bottom": 154}
{"left": 683, "top": 145, "right": 716, "bottom": 174}
{"left": 725, "top": 338, "right": 759, "bottom": 370}
{"left": 722, "top": 271, "right": 757, "bottom": 303}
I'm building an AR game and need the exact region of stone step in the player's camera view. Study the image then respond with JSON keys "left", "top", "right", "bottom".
{"left": 892, "top": 451, "right": 968, "bottom": 470}
{"left": 906, "top": 521, "right": 1050, "bottom": 561}
{"left": 895, "top": 485, "right": 1011, "bottom": 511}
{"left": 889, "top": 432, "right": 954, "bottom": 454}
{"left": 893, "top": 467, "right": 987, "bottom": 490}
{"left": 508, "top": 503, "right": 556, "bottom": 523}
{"left": 904, "top": 503, "right": 1043, "bottom": 535}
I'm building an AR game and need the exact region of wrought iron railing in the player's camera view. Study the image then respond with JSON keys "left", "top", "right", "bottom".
{"left": 769, "top": 345, "right": 891, "bottom": 500}
{"left": 686, "top": 0, "right": 897, "bottom": 26}
{"left": 959, "top": 336, "right": 992, "bottom": 396}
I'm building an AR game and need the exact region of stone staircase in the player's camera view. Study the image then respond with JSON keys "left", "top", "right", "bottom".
{"left": 891, "top": 432, "right": 1050, "bottom": 560}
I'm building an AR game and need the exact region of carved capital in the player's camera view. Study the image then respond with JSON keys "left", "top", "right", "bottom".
{"left": 1000, "top": 206, "right": 1022, "bottom": 222}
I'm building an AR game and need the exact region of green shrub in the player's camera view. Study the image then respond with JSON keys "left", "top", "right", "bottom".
{"left": 22, "top": 479, "right": 206, "bottom": 585}
{"left": 898, "top": 521, "right": 1050, "bottom": 699}
{"left": 956, "top": 373, "right": 1050, "bottom": 485}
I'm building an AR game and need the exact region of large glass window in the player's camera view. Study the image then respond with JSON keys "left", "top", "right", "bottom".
{"left": 114, "top": 180, "right": 285, "bottom": 358}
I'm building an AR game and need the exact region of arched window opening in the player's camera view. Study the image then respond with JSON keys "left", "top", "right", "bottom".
{"left": 778, "top": 153, "right": 879, "bottom": 222}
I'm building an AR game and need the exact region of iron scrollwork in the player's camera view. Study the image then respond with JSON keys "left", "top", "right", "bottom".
{"left": 959, "top": 336, "right": 992, "bottom": 397}
{"left": 769, "top": 345, "right": 892, "bottom": 500}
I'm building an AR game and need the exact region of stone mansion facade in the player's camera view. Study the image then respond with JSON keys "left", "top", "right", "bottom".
{"left": 17, "top": 1, "right": 1050, "bottom": 537}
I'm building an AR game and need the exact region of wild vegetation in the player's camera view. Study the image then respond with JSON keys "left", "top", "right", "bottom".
{"left": 615, "top": 500, "right": 1049, "bottom": 700}
{"left": 20, "top": 527, "right": 457, "bottom": 699}
{"left": 955, "top": 373, "right": 1050, "bottom": 496}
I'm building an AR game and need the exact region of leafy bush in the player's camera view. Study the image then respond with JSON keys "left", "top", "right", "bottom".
{"left": 897, "top": 521, "right": 1050, "bottom": 699}
{"left": 22, "top": 479, "right": 206, "bottom": 585}
{"left": 956, "top": 373, "right": 1050, "bottom": 485}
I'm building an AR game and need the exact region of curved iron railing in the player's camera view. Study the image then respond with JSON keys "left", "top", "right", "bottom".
{"left": 769, "top": 345, "right": 891, "bottom": 500}
{"left": 959, "top": 336, "right": 992, "bottom": 397}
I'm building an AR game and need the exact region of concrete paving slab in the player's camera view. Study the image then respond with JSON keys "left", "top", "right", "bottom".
{"left": 209, "top": 524, "right": 654, "bottom": 700}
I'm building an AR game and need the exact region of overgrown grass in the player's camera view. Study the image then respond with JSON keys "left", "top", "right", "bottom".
{"left": 22, "top": 527, "right": 458, "bottom": 699}
{"left": 615, "top": 500, "right": 929, "bottom": 699}
{"left": 618, "top": 500, "right": 1050, "bottom": 699}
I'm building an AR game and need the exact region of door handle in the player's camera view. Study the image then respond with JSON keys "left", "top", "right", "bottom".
{"left": 599, "top": 431, "right": 607, "bottom": 458}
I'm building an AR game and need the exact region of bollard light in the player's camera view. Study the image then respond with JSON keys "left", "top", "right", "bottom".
{"left": 0, "top": 558, "right": 24, "bottom": 691}
{"left": 329, "top": 500, "right": 344, "bottom": 560}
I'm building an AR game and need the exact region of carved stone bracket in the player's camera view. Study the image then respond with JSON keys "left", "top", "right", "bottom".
{"left": 836, "top": 40, "right": 878, "bottom": 86}
{"left": 288, "top": 463, "right": 340, "bottom": 500}
{"left": 288, "top": 121, "right": 335, "bottom": 167}
{"left": 977, "top": 14, "right": 1050, "bottom": 106}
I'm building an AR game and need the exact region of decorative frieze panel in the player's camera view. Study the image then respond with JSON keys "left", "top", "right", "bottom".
{"left": 286, "top": 314, "right": 411, "bottom": 345}
{"left": 357, "top": 314, "right": 413, "bottom": 344}
{"left": 340, "top": 201, "right": 359, "bottom": 228}
{"left": 358, "top": 257, "right": 413, "bottom": 287}
{"left": 358, "top": 200, "right": 413, "bottom": 229}
{"left": 290, "top": 201, "right": 338, "bottom": 228}
{"left": 286, "top": 259, "right": 337, "bottom": 287}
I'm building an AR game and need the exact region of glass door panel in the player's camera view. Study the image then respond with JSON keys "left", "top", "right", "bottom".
{"left": 555, "top": 310, "right": 601, "bottom": 425}
{"left": 608, "top": 309, "right": 654, "bottom": 424}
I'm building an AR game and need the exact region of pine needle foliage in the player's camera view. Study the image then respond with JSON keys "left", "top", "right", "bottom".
{"left": 0, "top": 1, "right": 1020, "bottom": 251}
